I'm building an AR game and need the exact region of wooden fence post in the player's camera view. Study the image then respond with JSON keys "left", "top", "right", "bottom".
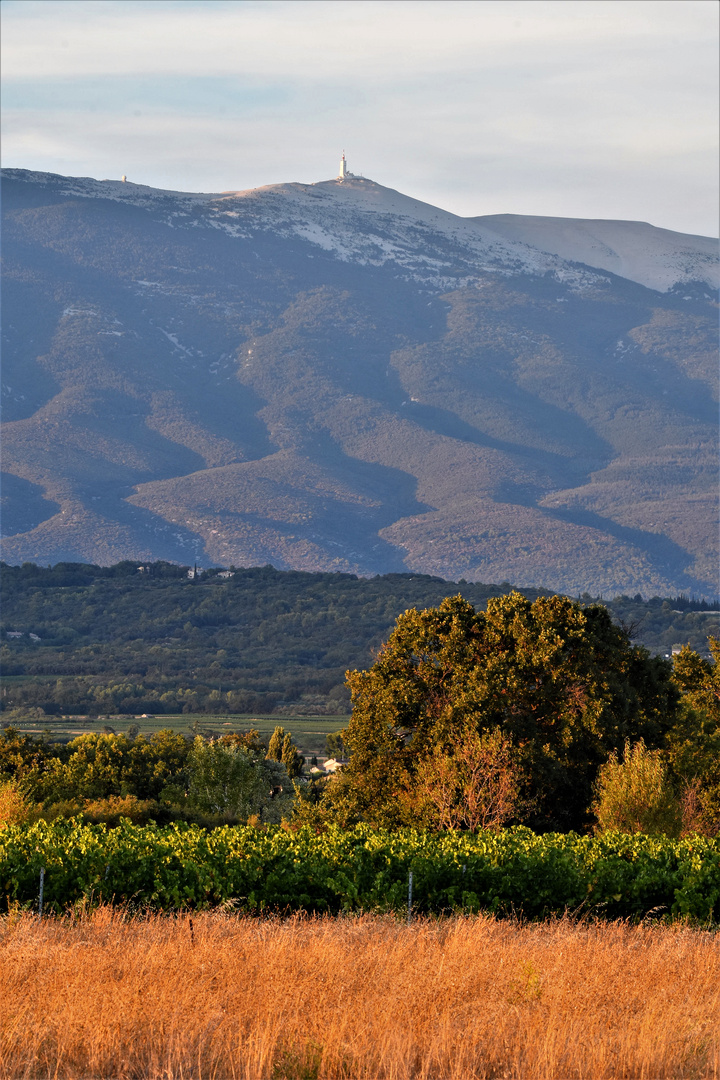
{"left": 407, "top": 870, "right": 413, "bottom": 925}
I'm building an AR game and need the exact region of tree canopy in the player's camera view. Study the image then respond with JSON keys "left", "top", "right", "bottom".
{"left": 667, "top": 638, "right": 720, "bottom": 833}
{"left": 321, "top": 593, "right": 679, "bottom": 831}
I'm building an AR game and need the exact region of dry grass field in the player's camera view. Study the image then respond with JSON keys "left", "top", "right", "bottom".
{"left": 1, "top": 909, "right": 718, "bottom": 1079}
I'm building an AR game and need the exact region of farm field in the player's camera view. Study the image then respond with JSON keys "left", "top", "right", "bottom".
{"left": 3, "top": 714, "right": 348, "bottom": 759}
{"left": 1, "top": 909, "right": 718, "bottom": 1080}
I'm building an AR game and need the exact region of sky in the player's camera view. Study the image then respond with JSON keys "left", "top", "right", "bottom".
{"left": 1, "top": 0, "right": 718, "bottom": 237}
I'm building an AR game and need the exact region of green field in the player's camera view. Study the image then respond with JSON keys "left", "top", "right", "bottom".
{"left": 6, "top": 713, "right": 348, "bottom": 759}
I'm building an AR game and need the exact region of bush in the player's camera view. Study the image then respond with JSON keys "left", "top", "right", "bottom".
{"left": 593, "top": 740, "right": 681, "bottom": 837}
{"left": 401, "top": 727, "right": 526, "bottom": 830}
{"left": 187, "top": 735, "right": 291, "bottom": 823}
{"left": 80, "top": 795, "right": 165, "bottom": 826}
{"left": 0, "top": 780, "right": 31, "bottom": 827}
{"left": 679, "top": 779, "right": 720, "bottom": 838}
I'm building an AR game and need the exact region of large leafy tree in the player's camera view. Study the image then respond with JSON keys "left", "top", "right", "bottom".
{"left": 324, "top": 593, "right": 678, "bottom": 831}
{"left": 667, "top": 639, "right": 720, "bottom": 833}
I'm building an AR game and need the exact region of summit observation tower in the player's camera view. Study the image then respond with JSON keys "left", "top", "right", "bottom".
{"left": 338, "top": 151, "right": 353, "bottom": 180}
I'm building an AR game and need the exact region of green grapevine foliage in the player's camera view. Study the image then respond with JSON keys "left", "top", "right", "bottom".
{"left": 1, "top": 821, "right": 718, "bottom": 922}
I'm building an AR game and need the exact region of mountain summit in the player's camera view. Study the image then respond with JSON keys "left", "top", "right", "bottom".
{"left": 1, "top": 167, "right": 718, "bottom": 596}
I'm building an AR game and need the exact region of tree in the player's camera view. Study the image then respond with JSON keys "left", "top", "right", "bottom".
{"left": 267, "top": 726, "right": 305, "bottom": 779}
{"left": 267, "top": 725, "right": 286, "bottom": 762}
{"left": 667, "top": 639, "right": 720, "bottom": 834}
{"left": 187, "top": 736, "right": 289, "bottom": 822}
{"left": 672, "top": 638, "right": 720, "bottom": 723}
{"left": 0, "top": 727, "right": 57, "bottom": 783}
{"left": 325, "top": 731, "right": 347, "bottom": 760}
{"left": 592, "top": 739, "right": 681, "bottom": 836}
{"left": 321, "top": 593, "right": 678, "bottom": 831}
{"left": 281, "top": 732, "right": 305, "bottom": 779}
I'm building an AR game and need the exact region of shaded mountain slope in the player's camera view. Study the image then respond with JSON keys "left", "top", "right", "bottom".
{"left": 1, "top": 168, "right": 717, "bottom": 596}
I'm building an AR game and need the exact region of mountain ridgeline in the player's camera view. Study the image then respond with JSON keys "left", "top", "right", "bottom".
{"left": 1, "top": 168, "right": 718, "bottom": 597}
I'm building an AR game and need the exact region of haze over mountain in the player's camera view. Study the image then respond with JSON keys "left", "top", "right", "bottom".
{"left": 1, "top": 166, "right": 718, "bottom": 597}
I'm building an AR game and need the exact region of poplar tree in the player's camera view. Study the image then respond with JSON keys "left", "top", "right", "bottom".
{"left": 267, "top": 725, "right": 304, "bottom": 779}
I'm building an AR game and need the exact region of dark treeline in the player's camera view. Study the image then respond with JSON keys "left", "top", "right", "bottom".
{"left": 1, "top": 560, "right": 718, "bottom": 718}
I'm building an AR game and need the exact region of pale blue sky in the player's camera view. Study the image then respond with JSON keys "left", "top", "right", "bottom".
{"left": 2, "top": 0, "right": 718, "bottom": 236}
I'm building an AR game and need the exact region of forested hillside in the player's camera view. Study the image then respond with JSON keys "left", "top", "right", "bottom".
{"left": 1, "top": 561, "right": 717, "bottom": 717}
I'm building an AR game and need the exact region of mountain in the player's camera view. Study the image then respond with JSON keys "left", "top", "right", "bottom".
{"left": 471, "top": 214, "right": 719, "bottom": 294}
{"left": 1, "top": 166, "right": 718, "bottom": 597}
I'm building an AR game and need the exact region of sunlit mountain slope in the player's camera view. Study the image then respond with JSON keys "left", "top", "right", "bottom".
{"left": 1, "top": 168, "right": 717, "bottom": 596}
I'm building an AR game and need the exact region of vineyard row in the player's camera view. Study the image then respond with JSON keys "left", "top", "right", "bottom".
{"left": 2, "top": 821, "right": 719, "bottom": 922}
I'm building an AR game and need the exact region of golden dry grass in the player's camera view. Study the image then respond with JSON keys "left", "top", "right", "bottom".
{"left": 1, "top": 909, "right": 718, "bottom": 1079}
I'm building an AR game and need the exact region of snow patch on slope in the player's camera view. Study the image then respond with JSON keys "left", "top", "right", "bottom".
{"left": 4, "top": 168, "right": 717, "bottom": 293}
{"left": 472, "top": 214, "right": 719, "bottom": 293}
{"left": 205, "top": 177, "right": 605, "bottom": 291}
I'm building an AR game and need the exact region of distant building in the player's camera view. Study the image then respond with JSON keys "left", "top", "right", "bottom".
{"left": 338, "top": 152, "right": 353, "bottom": 180}
{"left": 218, "top": 570, "right": 235, "bottom": 579}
